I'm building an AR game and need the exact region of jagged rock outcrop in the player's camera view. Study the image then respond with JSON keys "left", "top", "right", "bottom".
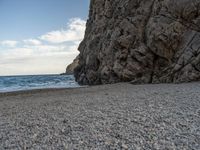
{"left": 65, "top": 56, "right": 79, "bottom": 75}
{"left": 74, "top": 0, "right": 200, "bottom": 85}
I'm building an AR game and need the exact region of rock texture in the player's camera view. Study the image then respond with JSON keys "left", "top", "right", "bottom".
{"left": 74, "top": 0, "right": 200, "bottom": 85}
{"left": 65, "top": 56, "right": 79, "bottom": 75}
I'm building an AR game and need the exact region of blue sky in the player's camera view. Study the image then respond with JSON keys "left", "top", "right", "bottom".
{"left": 0, "top": 0, "right": 89, "bottom": 75}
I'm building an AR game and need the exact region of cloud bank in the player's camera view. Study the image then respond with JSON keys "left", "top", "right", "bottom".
{"left": 23, "top": 39, "right": 42, "bottom": 46}
{"left": 0, "top": 40, "right": 18, "bottom": 47}
{"left": 0, "top": 18, "right": 86, "bottom": 76}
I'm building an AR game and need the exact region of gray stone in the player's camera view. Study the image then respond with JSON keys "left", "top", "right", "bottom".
{"left": 74, "top": 0, "right": 200, "bottom": 85}
{"left": 64, "top": 56, "right": 79, "bottom": 75}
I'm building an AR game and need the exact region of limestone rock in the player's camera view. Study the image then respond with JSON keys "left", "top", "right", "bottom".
{"left": 74, "top": 0, "right": 200, "bottom": 85}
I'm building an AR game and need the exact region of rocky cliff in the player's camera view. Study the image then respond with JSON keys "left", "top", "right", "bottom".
{"left": 64, "top": 56, "right": 79, "bottom": 75}
{"left": 74, "top": 0, "right": 200, "bottom": 85}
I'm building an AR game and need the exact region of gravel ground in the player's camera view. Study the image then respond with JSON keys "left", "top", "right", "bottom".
{"left": 0, "top": 82, "right": 200, "bottom": 149}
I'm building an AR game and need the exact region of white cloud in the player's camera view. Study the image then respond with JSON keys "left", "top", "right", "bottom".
{"left": 40, "top": 18, "right": 86, "bottom": 43}
{"left": 0, "top": 47, "right": 79, "bottom": 75}
{"left": 0, "top": 40, "right": 18, "bottom": 47}
{"left": 0, "top": 53, "right": 79, "bottom": 75}
{"left": 0, "top": 44, "right": 80, "bottom": 75}
{"left": 0, "top": 18, "right": 85, "bottom": 75}
{"left": 23, "top": 39, "right": 41, "bottom": 45}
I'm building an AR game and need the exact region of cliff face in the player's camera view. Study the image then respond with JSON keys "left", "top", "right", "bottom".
{"left": 65, "top": 56, "right": 79, "bottom": 75}
{"left": 75, "top": 0, "right": 200, "bottom": 85}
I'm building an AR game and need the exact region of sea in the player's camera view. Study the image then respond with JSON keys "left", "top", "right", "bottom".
{"left": 0, "top": 74, "right": 80, "bottom": 93}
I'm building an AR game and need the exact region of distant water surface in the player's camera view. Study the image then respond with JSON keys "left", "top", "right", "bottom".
{"left": 0, "top": 74, "right": 80, "bottom": 93}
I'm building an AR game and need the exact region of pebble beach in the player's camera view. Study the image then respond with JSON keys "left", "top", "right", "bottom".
{"left": 0, "top": 82, "right": 200, "bottom": 149}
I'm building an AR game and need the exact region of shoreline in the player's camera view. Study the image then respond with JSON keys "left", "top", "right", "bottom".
{"left": 0, "top": 86, "right": 87, "bottom": 98}
{"left": 0, "top": 74, "right": 79, "bottom": 97}
{"left": 0, "top": 81, "right": 199, "bottom": 96}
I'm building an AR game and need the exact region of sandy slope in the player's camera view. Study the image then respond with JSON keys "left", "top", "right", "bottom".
{"left": 0, "top": 83, "right": 200, "bottom": 149}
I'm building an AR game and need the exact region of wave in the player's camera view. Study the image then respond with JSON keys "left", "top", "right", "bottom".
{"left": 0, "top": 74, "right": 80, "bottom": 93}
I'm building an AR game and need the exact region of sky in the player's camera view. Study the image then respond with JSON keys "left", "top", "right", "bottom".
{"left": 0, "top": 0, "right": 89, "bottom": 76}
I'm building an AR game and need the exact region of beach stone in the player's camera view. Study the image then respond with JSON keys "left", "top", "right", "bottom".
{"left": 74, "top": 0, "right": 200, "bottom": 85}
{"left": 0, "top": 82, "right": 200, "bottom": 149}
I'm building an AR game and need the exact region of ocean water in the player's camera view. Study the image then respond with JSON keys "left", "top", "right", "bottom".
{"left": 0, "top": 74, "right": 80, "bottom": 93}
